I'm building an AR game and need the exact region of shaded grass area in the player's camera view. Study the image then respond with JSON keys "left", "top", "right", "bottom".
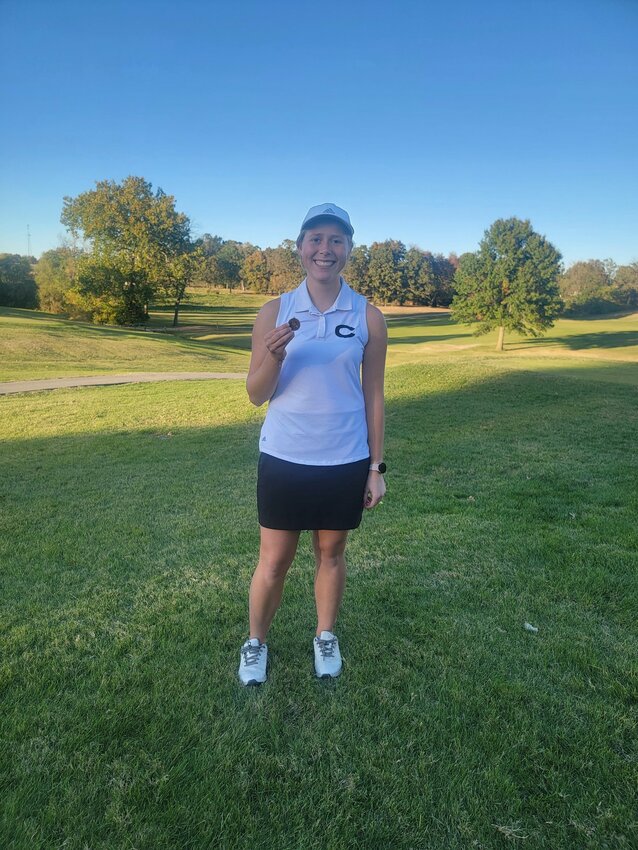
{"left": 1, "top": 365, "right": 637, "bottom": 849}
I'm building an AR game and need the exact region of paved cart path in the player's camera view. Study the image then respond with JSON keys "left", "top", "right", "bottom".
{"left": 0, "top": 372, "right": 246, "bottom": 395}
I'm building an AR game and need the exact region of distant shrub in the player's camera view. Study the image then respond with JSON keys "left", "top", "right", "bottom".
{"left": 0, "top": 254, "right": 39, "bottom": 308}
{"left": 559, "top": 259, "right": 638, "bottom": 316}
{"left": 33, "top": 247, "right": 79, "bottom": 313}
{"left": 562, "top": 292, "right": 625, "bottom": 317}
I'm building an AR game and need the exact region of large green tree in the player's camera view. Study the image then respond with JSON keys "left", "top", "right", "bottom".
{"left": 61, "top": 176, "right": 198, "bottom": 324}
{"left": 158, "top": 247, "right": 205, "bottom": 327}
{"left": 452, "top": 218, "right": 563, "bottom": 351}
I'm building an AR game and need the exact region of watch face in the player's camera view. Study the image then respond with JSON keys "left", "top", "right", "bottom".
{"left": 378, "top": 462, "right": 387, "bottom": 474}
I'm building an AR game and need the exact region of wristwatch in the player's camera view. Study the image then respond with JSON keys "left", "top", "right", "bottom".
{"left": 369, "top": 462, "right": 387, "bottom": 474}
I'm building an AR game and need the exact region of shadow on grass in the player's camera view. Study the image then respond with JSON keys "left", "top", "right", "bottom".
{"left": 0, "top": 306, "right": 65, "bottom": 322}
{"left": 156, "top": 333, "right": 252, "bottom": 357}
{"left": 515, "top": 329, "right": 638, "bottom": 352}
{"left": 2, "top": 307, "right": 172, "bottom": 342}
{"left": 2, "top": 308, "right": 254, "bottom": 360}
{"left": 1, "top": 304, "right": 258, "bottom": 340}
{"left": 151, "top": 304, "right": 260, "bottom": 316}
{"left": 561, "top": 310, "right": 638, "bottom": 322}
{"left": 388, "top": 332, "right": 475, "bottom": 346}
{"left": 384, "top": 313, "right": 453, "bottom": 327}
{"left": 149, "top": 305, "right": 259, "bottom": 334}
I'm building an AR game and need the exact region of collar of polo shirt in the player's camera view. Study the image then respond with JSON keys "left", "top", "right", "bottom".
{"left": 294, "top": 279, "right": 353, "bottom": 315}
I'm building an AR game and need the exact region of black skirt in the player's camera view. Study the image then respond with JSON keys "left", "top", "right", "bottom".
{"left": 257, "top": 452, "right": 371, "bottom": 531}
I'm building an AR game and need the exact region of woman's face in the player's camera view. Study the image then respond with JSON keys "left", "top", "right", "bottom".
{"left": 299, "top": 222, "right": 351, "bottom": 285}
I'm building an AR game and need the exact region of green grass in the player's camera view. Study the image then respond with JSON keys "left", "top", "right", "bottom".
{"left": 0, "top": 305, "right": 259, "bottom": 381}
{"left": 384, "top": 310, "right": 638, "bottom": 386}
{"left": 0, "top": 290, "right": 271, "bottom": 381}
{"left": 1, "top": 301, "right": 637, "bottom": 384}
{"left": 1, "top": 298, "right": 637, "bottom": 848}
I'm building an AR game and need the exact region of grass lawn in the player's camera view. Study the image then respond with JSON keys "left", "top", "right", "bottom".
{"left": 0, "top": 295, "right": 271, "bottom": 381}
{"left": 1, "top": 300, "right": 637, "bottom": 385}
{"left": 1, "top": 298, "right": 637, "bottom": 848}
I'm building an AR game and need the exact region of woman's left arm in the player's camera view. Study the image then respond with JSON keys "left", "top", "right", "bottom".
{"left": 362, "top": 303, "right": 388, "bottom": 509}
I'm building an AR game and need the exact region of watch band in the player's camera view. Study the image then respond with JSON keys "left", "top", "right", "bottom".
{"left": 369, "top": 462, "right": 387, "bottom": 474}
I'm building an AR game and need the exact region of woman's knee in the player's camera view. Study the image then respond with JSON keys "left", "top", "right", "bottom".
{"left": 256, "top": 554, "right": 294, "bottom": 583}
{"left": 314, "top": 531, "right": 348, "bottom": 566}
{"left": 315, "top": 544, "right": 346, "bottom": 569}
{"left": 257, "top": 529, "right": 299, "bottom": 583}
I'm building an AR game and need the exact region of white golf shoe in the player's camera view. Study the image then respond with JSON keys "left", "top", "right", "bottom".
{"left": 238, "top": 637, "right": 267, "bottom": 685}
{"left": 313, "top": 631, "right": 342, "bottom": 679}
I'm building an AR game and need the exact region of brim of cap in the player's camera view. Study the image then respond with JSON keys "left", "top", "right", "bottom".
{"left": 302, "top": 214, "right": 354, "bottom": 236}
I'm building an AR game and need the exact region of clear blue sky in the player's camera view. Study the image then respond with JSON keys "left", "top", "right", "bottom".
{"left": 1, "top": 0, "right": 637, "bottom": 267}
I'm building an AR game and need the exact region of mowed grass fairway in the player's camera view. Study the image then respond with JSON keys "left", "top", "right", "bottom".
{"left": 1, "top": 299, "right": 637, "bottom": 849}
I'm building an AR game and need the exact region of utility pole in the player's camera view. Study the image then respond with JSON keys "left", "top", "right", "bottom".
{"left": 27, "top": 224, "right": 31, "bottom": 258}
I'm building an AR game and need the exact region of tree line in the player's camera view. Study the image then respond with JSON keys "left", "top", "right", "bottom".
{"left": 198, "top": 238, "right": 459, "bottom": 307}
{"left": 1, "top": 176, "right": 637, "bottom": 343}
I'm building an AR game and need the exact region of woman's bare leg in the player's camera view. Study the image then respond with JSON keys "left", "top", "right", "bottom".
{"left": 248, "top": 527, "right": 300, "bottom": 642}
{"left": 312, "top": 529, "right": 349, "bottom": 636}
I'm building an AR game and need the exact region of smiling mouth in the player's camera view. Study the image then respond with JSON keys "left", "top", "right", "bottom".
{"left": 314, "top": 259, "right": 335, "bottom": 266}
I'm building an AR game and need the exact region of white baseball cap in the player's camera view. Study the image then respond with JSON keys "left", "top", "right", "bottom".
{"left": 301, "top": 203, "right": 354, "bottom": 236}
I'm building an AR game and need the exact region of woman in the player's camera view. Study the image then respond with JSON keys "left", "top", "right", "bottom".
{"left": 239, "top": 203, "right": 387, "bottom": 685}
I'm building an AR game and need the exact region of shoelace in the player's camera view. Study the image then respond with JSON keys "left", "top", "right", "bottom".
{"left": 316, "top": 637, "right": 337, "bottom": 658}
{"left": 241, "top": 643, "right": 263, "bottom": 667}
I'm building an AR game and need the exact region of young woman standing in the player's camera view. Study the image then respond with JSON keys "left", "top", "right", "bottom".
{"left": 239, "top": 203, "right": 387, "bottom": 685}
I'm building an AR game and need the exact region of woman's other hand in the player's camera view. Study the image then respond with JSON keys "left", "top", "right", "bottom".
{"left": 364, "top": 471, "right": 386, "bottom": 509}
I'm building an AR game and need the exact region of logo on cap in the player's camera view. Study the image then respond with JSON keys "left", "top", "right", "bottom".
{"left": 301, "top": 203, "right": 353, "bottom": 236}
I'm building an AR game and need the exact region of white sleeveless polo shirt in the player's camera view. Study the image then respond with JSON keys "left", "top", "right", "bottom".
{"left": 259, "top": 279, "right": 370, "bottom": 466}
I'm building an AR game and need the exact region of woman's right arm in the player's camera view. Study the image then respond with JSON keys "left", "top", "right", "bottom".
{"left": 246, "top": 299, "right": 294, "bottom": 407}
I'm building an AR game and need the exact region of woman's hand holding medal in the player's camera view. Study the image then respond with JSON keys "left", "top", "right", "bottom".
{"left": 265, "top": 318, "right": 299, "bottom": 365}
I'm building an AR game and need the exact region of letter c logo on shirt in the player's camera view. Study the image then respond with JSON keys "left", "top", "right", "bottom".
{"left": 335, "top": 324, "right": 355, "bottom": 338}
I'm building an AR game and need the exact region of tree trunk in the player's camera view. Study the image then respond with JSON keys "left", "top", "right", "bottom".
{"left": 172, "top": 300, "right": 180, "bottom": 327}
{"left": 496, "top": 325, "right": 505, "bottom": 351}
